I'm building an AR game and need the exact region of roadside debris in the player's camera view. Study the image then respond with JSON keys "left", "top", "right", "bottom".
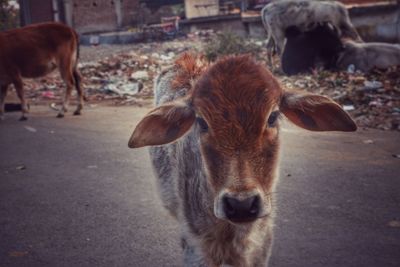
{"left": 343, "top": 105, "right": 355, "bottom": 111}
{"left": 362, "top": 139, "right": 374, "bottom": 144}
{"left": 15, "top": 165, "right": 26, "bottom": 171}
{"left": 279, "top": 66, "right": 400, "bottom": 131}
{"left": 24, "top": 126, "right": 37, "bottom": 133}
{"left": 8, "top": 251, "right": 29, "bottom": 257}
{"left": 87, "top": 165, "right": 98, "bottom": 169}
{"left": 388, "top": 220, "right": 400, "bottom": 228}
{"left": 20, "top": 30, "right": 399, "bottom": 131}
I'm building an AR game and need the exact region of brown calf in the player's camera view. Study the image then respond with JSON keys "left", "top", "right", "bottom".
{"left": 0, "top": 22, "right": 83, "bottom": 120}
{"left": 129, "top": 54, "right": 357, "bottom": 266}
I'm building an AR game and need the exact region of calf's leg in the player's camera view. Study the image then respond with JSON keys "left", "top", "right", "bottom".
{"left": 182, "top": 236, "right": 208, "bottom": 267}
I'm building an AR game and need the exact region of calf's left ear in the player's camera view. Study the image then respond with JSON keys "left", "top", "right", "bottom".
{"left": 280, "top": 92, "right": 357, "bottom": 132}
{"left": 128, "top": 101, "right": 196, "bottom": 148}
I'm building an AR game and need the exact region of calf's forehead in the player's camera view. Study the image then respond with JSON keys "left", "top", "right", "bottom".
{"left": 192, "top": 56, "right": 282, "bottom": 146}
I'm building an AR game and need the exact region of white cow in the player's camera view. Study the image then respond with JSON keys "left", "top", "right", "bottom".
{"left": 261, "top": 0, "right": 361, "bottom": 56}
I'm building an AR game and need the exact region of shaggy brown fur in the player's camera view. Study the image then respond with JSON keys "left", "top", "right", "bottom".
{"left": 171, "top": 53, "right": 208, "bottom": 91}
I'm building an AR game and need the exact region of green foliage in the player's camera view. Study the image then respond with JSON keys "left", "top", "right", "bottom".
{"left": 0, "top": 0, "right": 19, "bottom": 31}
{"left": 203, "top": 32, "right": 262, "bottom": 62}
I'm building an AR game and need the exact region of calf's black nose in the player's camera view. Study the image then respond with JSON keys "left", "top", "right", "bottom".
{"left": 223, "top": 195, "right": 260, "bottom": 223}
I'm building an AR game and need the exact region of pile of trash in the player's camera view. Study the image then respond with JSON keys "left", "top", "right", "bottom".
{"left": 22, "top": 30, "right": 399, "bottom": 131}
{"left": 23, "top": 35, "right": 205, "bottom": 107}
{"left": 279, "top": 66, "right": 400, "bottom": 131}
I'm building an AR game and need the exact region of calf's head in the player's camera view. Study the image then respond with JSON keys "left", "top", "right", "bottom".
{"left": 128, "top": 55, "right": 356, "bottom": 224}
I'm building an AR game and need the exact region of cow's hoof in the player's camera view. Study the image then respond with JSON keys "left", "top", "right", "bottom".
{"left": 56, "top": 113, "right": 64, "bottom": 118}
{"left": 73, "top": 110, "right": 81, "bottom": 116}
{"left": 19, "top": 116, "right": 27, "bottom": 121}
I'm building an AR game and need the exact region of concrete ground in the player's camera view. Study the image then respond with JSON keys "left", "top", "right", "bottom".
{"left": 0, "top": 106, "right": 399, "bottom": 267}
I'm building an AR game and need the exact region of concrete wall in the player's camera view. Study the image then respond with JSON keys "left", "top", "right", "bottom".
{"left": 180, "top": 1, "right": 399, "bottom": 42}
{"left": 72, "top": 0, "right": 118, "bottom": 33}
{"left": 19, "top": 0, "right": 54, "bottom": 25}
{"left": 185, "top": 0, "right": 219, "bottom": 19}
{"left": 348, "top": 3, "right": 400, "bottom": 42}
{"left": 63, "top": 0, "right": 139, "bottom": 34}
{"left": 181, "top": 14, "right": 247, "bottom": 35}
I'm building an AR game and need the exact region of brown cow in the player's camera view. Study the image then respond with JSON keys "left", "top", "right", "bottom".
{"left": 0, "top": 22, "right": 83, "bottom": 120}
{"left": 128, "top": 54, "right": 357, "bottom": 266}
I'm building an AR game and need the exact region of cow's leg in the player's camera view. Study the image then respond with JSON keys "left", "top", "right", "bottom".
{"left": 58, "top": 81, "right": 73, "bottom": 118}
{"left": 149, "top": 146, "right": 179, "bottom": 218}
{"left": 72, "top": 68, "right": 84, "bottom": 116}
{"left": 265, "top": 24, "right": 275, "bottom": 68}
{"left": 13, "top": 77, "right": 28, "bottom": 121}
{"left": 273, "top": 30, "right": 286, "bottom": 56}
{"left": 266, "top": 37, "right": 275, "bottom": 68}
{"left": 58, "top": 61, "right": 75, "bottom": 118}
{"left": 267, "top": 29, "right": 285, "bottom": 69}
{"left": 341, "top": 20, "right": 362, "bottom": 42}
{"left": 252, "top": 226, "right": 273, "bottom": 267}
{"left": 0, "top": 84, "right": 9, "bottom": 120}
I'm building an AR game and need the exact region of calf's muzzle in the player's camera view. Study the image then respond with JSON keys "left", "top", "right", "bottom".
{"left": 222, "top": 194, "right": 261, "bottom": 223}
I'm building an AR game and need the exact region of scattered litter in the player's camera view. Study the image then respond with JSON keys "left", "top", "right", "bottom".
{"left": 362, "top": 80, "right": 383, "bottom": 91}
{"left": 103, "top": 81, "right": 143, "bottom": 96}
{"left": 279, "top": 65, "right": 400, "bottom": 131}
{"left": 41, "top": 91, "right": 55, "bottom": 99}
{"left": 131, "top": 70, "right": 149, "bottom": 80}
{"left": 327, "top": 205, "right": 340, "bottom": 210}
{"left": 50, "top": 103, "right": 59, "bottom": 111}
{"left": 87, "top": 165, "right": 98, "bottom": 169}
{"left": 392, "top": 154, "right": 400, "bottom": 158}
{"left": 89, "top": 35, "right": 100, "bottom": 45}
{"left": 16, "top": 165, "right": 26, "bottom": 171}
{"left": 8, "top": 251, "right": 29, "bottom": 257}
{"left": 343, "top": 105, "right": 355, "bottom": 111}
{"left": 347, "top": 64, "right": 355, "bottom": 74}
{"left": 363, "top": 139, "right": 374, "bottom": 144}
{"left": 388, "top": 220, "right": 400, "bottom": 228}
{"left": 19, "top": 30, "right": 400, "bottom": 131}
{"left": 24, "top": 126, "right": 37, "bottom": 133}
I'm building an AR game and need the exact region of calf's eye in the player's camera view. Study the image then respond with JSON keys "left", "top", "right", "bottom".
{"left": 197, "top": 117, "right": 209, "bottom": 132}
{"left": 267, "top": 111, "right": 280, "bottom": 127}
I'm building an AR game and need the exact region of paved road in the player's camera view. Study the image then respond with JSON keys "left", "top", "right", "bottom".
{"left": 0, "top": 106, "right": 399, "bottom": 267}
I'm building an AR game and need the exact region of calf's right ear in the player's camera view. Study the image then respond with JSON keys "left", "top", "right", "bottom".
{"left": 128, "top": 102, "right": 195, "bottom": 148}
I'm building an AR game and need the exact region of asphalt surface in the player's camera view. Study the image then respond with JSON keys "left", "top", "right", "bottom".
{"left": 0, "top": 106, "right": 399, "bottom": 267}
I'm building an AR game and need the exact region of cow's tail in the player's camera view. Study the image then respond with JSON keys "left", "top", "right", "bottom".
{"left": 261, "top": 5, "right": 275, "bottom": 66}
{"left": 260, "top": 5, "right": 270, "bottom": 39}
